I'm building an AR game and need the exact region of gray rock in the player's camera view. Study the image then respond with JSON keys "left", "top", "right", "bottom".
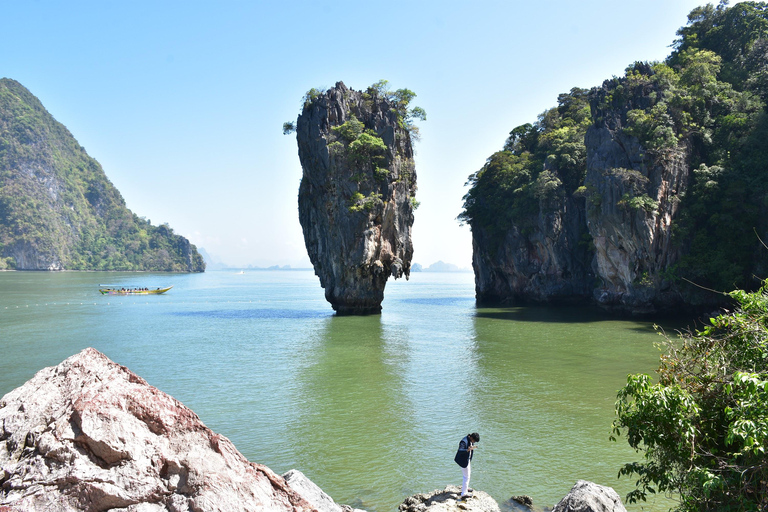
{"left": 0, "top": 348, "right": 314, "bottom": 512}
{"left": 283, "top": 469, "right": 365, "bottom": 512}
{"left": 399, "top": 486, "right": 500, "bottom": 512}
{"left": 552, "top": 480, "right": 626, "bottom": 512}
{"left": 583, "top": 75, "right": 687, "bottom": 314}
{"left": 295, "top": 81, "right": 417, "bottom": 314}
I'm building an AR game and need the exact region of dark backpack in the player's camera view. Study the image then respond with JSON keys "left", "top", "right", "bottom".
{"left": 454, "top": 437, "right": 471, "bottom": 468}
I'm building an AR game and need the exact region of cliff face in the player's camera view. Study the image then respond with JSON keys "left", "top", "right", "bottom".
{"left": 296, "top": 82, "right": 416, "bottom": 314}
{"left": 468, "top": 73, "right": 691, "bottom": 315}
{"left": 471, "top": 195, "right": 593, "bottom": 305}
{"left": 467, "top": 4, "right": 768, "bottom": 314}
{"left": 0, "top": 78, "right": 205, "bottom": 271}
{"left": 584, "top": 78, "right": 688, "bottom": 312}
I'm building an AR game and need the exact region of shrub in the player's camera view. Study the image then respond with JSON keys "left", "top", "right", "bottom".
{"left": 612, "top": 281, "right": 768, "bottom": 511}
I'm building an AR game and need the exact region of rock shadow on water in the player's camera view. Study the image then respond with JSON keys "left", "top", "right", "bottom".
{"left": 399, "top": 297, "right": 475, "bottom": 307}
{"left": 474, "top": 304, "right": 622, "bottom": 324}
{"left": 170, "top": 308, "right": 331, "bottom": 320}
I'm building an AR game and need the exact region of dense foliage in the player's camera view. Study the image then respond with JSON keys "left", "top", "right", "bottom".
{"left": 0, "top": 78, "right": 205, "bottom": 271}
{"left": 659, "top": 1, "right": 768, "bottom": 292}
{"left": 612, "top": 282, "right": 768, "bottom": 511}
{"left": 458, "top": 87, "right": 591, "bottom": 251}
{"left": 460, "top": 0, "right": 768, "bottom": 293}
{"left": 287, "top": 80, "right": 423, "bottom": 214}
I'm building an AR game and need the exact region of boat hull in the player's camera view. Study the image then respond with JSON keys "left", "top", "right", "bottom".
{"left": 99, "top": 286, "right": 173, "bottom": 296}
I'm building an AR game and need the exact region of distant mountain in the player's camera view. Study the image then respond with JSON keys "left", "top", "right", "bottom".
{"left": 421, "top": 261, "right": 471, "bottom": 272}
{"left": 0, "top": 78, "right": 204, "bottom": 271}
{"left": 198, "top": 247, "right": 229, "bottom": 270}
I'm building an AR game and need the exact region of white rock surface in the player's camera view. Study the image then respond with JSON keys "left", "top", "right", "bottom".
{"left": 0, "top": 348, "right": 315, "bottom": 512}
{"left": 552, "top": 480, "right": 626, "bottom": 512}
{"left": 399, "top": 486, "right": 500, "bottom": 512}
{"left": 283, "top": 469, "right": 365, "bottom": 512}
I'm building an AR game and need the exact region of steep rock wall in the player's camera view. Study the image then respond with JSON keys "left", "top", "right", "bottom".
{"left": 585, "top": 77, "right": 688, "bottom": 312}
{"left": 296, "top": 82, "right": 416, "bottom": 314}
{"left": 0, "top": 78, "right": 205, "bottom": 272}
{"left": 470, "top": 71, "right": 690, "bottom": 314}
{"left": 472, "top": 195, "right": 594, "bottom": 305}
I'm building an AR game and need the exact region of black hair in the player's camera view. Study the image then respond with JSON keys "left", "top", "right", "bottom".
{"left": 469, "top": 432, "right": 480, "bottom": 442}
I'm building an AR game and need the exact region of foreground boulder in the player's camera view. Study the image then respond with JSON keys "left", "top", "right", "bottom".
{"left": 0, "top": 348, "right": 338, "bottom": 511}
{"left": 399, "top": 486, "right": 500, "bottom": 512}
{"left": 552, "top": 481, "right": 626, "bottom": 512}
{"left": 295, "top": 81, "right": 418, "bottom": 314}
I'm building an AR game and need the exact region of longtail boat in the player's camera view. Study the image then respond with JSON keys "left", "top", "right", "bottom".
{"left": 99, "top": 286, "right": 173, "bottom": 295}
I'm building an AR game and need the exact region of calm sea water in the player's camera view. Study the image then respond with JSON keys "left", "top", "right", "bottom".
{"left": 0, "top": 270, "right": 682, "bottom": 511}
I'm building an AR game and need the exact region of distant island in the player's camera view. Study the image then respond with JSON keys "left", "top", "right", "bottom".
{"left": 411, "top": 261, "right": 471, "bottom": 273}
{"left": 0, "top": 79, "right": 204, "bottom": 272}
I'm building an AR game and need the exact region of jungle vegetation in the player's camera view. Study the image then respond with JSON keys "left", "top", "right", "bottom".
{"left": 0, "top": 78, "right": 205, "bottom": 271}
{"left": 613, "top": 282, "right": 768, "bottom": 511}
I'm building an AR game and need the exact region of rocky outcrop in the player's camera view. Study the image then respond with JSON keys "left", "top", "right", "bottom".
{"left": 470, "top": 69, "right": 691, "bottom": 315}
{"left": 0, "top": 348, "right": 354, "bottom": 511}
{"left": 399, "top": 486, "right": 500, "bottom": 512}
{"left": 399, "top": 482, "right": 626, "bottom": 512}
{"left": 552, "top": 481, "right": 626, "bottom": 512}
{"left": 471, "top": 195, "right": 594, "bottom": 305}
{"left": 296, "top": 82, "right": 417, "bottom": 314}
{"left": 283, "top": 470, "right": 364, "bottom": 512}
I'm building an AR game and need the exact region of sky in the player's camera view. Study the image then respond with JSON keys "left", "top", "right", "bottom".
{"left": 3, "top": 0, "right": 708, "bottom": 269}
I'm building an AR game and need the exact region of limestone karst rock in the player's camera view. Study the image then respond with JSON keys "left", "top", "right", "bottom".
{"left": 0, "top": 348, "right": 351, "bottom": 512}
{"left": 583, "top": 74, "right": 687, "bottom": 313}
{"left": 467, "top": 70, "right": 691, "bottom": 315}
{"left": 295, "top": 82, "right": 417, "bottom": 314}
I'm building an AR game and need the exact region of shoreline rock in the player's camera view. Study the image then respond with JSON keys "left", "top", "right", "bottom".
{"left": 399, "top": 481, "right": 627, "bottom": 512}
{"left": 0, "top": 348, "right": 352, "bottom": 512}
{"left": 399, "top": 486, "right": 500, "bottom": 512}
{"left": 1, "top": 349, "right": 630, "bottom": 512}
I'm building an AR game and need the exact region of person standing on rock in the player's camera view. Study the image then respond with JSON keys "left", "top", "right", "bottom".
{"left": 454, "top": 432, "right": 479, "bottom": 499}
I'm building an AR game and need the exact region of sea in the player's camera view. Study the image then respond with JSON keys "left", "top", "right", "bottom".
{"left": 0, "top": 270, "right": 686, "bottom": 511}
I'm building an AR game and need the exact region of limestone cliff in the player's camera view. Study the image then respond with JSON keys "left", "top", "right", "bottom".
{"left": 0, "top": 78, "right": 205, "bottom": 272}
{"left": 584, "top": 74, "right": 687, "bottom": 312}
{"left": 470, "top": 195, "right": 594, "bottom": 305}
{"left": 295, "top": 82, "right": 417, "bottom": 314}
{"left": 466, "top": 75, "right": 690, "bottom": 315}
{"left": 465, "top": 4, "right": 768, "bottom": 314}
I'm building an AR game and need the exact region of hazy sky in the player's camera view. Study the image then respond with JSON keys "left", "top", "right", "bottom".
{"left": 4, "top": 0, "right": 706, "bottom": 268}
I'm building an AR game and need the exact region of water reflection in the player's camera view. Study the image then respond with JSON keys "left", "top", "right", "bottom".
{"left": 468, "top": 306, "right": 671, "bottom": 510}
{"left": 286, "top": 314, "right": 415, "bottom": 510}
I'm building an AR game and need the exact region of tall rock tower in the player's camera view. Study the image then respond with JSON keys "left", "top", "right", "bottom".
{"left": 295, "top": 82, "right": 419, "bottom": 314}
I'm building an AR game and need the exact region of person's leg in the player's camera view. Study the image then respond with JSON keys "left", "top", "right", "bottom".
{"left": 461, "top": 462, "right": 471, "bottom": 496}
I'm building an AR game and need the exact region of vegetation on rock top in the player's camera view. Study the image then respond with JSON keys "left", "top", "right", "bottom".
{"left": 460, "top": 0, "right": 768, "bottom": 296}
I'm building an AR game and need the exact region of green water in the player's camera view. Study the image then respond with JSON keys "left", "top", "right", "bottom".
{"left": 0, "top": 271, "right": 683, "bottom": 511}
